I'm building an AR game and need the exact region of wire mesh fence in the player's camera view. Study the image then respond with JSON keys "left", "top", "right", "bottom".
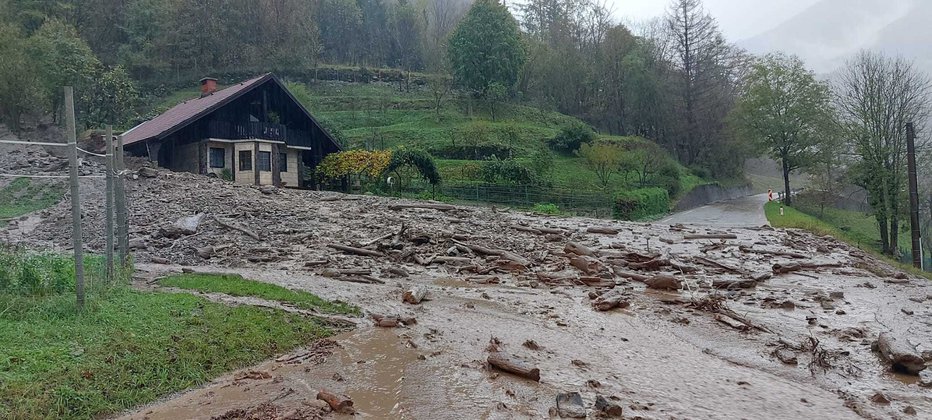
{"left": 391, "top": 182, "right": 615, "bottom": 218}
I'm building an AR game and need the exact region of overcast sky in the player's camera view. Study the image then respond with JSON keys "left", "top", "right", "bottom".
{"left": 606, "top": 0, "right": 822, "bottom": 41}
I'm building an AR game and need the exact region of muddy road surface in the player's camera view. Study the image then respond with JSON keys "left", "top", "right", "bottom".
{"left": 660, "top": 194, "right": 769, "bottom": 227}
{"left": 2, "top": 157, "right": 930, "bottom": 419}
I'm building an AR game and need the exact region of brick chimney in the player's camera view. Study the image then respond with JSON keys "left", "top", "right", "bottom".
{"left": 200, "top": 77, "right": 218, "bottom": 97}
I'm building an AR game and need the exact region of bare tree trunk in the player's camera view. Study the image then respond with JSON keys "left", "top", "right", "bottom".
{"left": 782, "top": 156, "right": 792, "bottom": 206}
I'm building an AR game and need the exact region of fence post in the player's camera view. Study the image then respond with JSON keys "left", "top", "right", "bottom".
{"left": 65, "top": 87, "right": 85, "bottom": 309}
{"left": 115, "top": 134, "right": 129, "bottom": 270}
{"left": 105, "top": 125, "right": 115, "bottom": 282}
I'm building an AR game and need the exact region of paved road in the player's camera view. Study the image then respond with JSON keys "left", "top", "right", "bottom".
{"left": 659, "top": 193, "right": 769, "bottom": 227}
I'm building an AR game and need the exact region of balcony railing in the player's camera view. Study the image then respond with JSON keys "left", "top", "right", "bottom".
{"left": 207, "top": 121, "right": 287, "bottom": 142}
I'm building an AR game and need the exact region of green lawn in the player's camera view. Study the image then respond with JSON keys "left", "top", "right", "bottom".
{"left": 0, "top": 248, "right": 346, "bottom": 419}
{"left": 0, "top": 178, "right": 63, "bottom": 226}
{"left": 0, "top": 288, "right": 334, "bottom": 419}
{"left": 159, "top": 272, "right": 359, "bottom": 315}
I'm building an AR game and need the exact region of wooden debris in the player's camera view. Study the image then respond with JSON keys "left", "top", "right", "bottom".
{"left": 321, "top": 268, "right": 372, "bottom": 277}
{"left": 614, "top": 270, "right": 650, "bottom": 282}
{"left": 578, "top": 277, "right": 615, "bottom": 288}
{"left": 694, "top": 256, "right": 743, "bottom": 274}
{"left": 875, "top": 332, "right": 926, "bottom": 374}
{"left": 712, "top": 278, "right": 758, "bottom": 290}
{"left": 715, "top": 313, "right": 750, "bottom": 331}
{"left": 466, "top": 275, "right": 501, "bottom": 284}
{"left": 327, "top": 243, "right": 384, "bottom": 257}
{"left": 453, "top": 240, "right": 530, "bottom": 266}
{"left": 487, "top": 352, "right": 541, "bottom": 381}
{"left": 684, "top": 233, "right": 738, "bottom": 240}
{"left": 586, "top": 226, "right": 619, "bottom": 235}
{"left": 628, "top": 257, "right": 670, "bottom": 271}
{"left": 772, "top": 262, "right": 842, "bottom": 275}
{"left": 316, "top": 389, "right": 355, "bottom": 414}
{"left": 213, "top": 216, "right": 261, "bottom": 240}
{"left": 564, "top": 241, "right": 595, "bottom": 256}
{"left": 388, "top": 203, "right": 457, "bottom": 212}
{"left": 432, "top": 256, "right": 473, "bottom": 265}
{"left": 403, "top": 286, "right": 428, "bottom": 305}
{"left": 738, "top": 245, "right": 806, "bottom": 259}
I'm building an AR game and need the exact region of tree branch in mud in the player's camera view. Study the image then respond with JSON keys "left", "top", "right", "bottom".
{"left": 213, "top": 216, "right": 261, "bottom": 240}
{"left": 327, "top": 243, "right": 384, "bottom": 257}
{"left": 316, "top": 389, "right": 355, "bottom": 414}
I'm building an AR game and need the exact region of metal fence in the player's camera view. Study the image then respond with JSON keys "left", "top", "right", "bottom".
{"left": 437, "top": 183, "right": 614, "bottom": 218}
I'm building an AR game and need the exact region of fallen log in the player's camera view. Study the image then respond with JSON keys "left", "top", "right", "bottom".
{"left": 772, "top": 262, "right": 842, "bottom": 275}
{"left": 712, "top": 279, "right": 758, "bottom": 290}
{"left": 453, "top": 240, "right": 530, "bottom": 266}
{"left": 487, "top": 352, "right": 541, "bottom": 381}
{"left": 536, "top": 272, "right": 576, "bottom": 286}
{"left": 330, "top": 276, "right": 385, "bottom": 285}
{"left": 403, "top": 286, "right": 428, "bottom": 305}
{"left": 432, "top": 256, "right": 473, "bottom": 265}
{"left": 564, "top": 242, "right": 595, "bottom": 257}
{"left": 388, "top": 203, "right": 457, "bottom": 212}
{"left": 327, "top": 243, "right": 384, "bottom": 257}
{"left": 614, "top": 270, "right": 651, "bottom": 282}
{"left": 466, "top": 275, "right": 501, "bottom": 284}
{"left": 684, "top": 233, "right": 738, "bottom": 240}
{"left": 875, "top": 332, "right": 926, "bottom": 374}
{"left": 537, "top": 226, "right": 567, "bottom": 235}
{"left": 738, "top": 245, "right": 806, "bottom": 259}
{"left": 628, "top": 257, "right": 670, "bottom": 271}
{"left": 321, "top": 268, "right": 372, "bottom": 277}
{"left": 213, "top": 216, "right": 261, "bottom": 240}
{"left": 511, "top": 225, "right": 542, "bottom": 235}
{"left": 694, "top": 256, "right": 743, "bottom": 274}
{"left": 715, "top": 313, "right": 750, "bottom": 331}
{"left": 316, "top": 389, "right": 355, "bottom": 414}
{"left": 578, "top": 277, "right": 616, "bottom": 288}
{"left": 587, "top": 226, "right": 619, "bottom": 235}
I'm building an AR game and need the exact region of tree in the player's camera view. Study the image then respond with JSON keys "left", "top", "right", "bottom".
{"left": 664, "top": 0, "right": 734, "bottom": 169}
{"left": 448, "top": 0, "right": 526, "bottom": 97}
{"left": 835, "top": 51, "right": 932, "bottom": 255}
{"left": 730, "top": 53, "right": 833, "bottom": 206}
{"left": 81, "top": 65, "right": 139, "bottom": 129}
{"left": 0, "top": 23, "right": 42, "bottom": 132}
{"left": 28, "top": 19, "right": 99, "bottom": 123}
{"left": 577, "top": 141, "right": 623, "bottom": 188}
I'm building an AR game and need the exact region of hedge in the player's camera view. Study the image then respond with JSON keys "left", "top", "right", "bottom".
{"left": 613, "top": 187, "right": 670, "bottom": 221}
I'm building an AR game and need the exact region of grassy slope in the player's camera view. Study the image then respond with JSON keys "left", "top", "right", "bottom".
{"left": 160, "top": 273, "right": 359, "bottom": 315}
{"left": 764, "top": 201, "right": 929, "bottom": 279}
{"left": 299, "top": 82, "right": 705, "bottom": 196}
{"left": 0, "top": 178, "right": 64, "bottom": 225}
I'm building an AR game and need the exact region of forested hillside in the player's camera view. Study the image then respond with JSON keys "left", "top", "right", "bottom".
{"left": 0, "top": 0, "right": 752, "bottom": 179}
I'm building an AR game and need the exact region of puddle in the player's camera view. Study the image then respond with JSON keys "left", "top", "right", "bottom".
{"left": 333, "top": 328, "right": 421, "bottom": 418}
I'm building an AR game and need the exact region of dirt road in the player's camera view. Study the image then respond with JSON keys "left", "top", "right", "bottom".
{"left": 3, "top": 156, "right": 930, "bottom": 419}
{"left": 660, "top": 194, "right": 770, "bottom": 227}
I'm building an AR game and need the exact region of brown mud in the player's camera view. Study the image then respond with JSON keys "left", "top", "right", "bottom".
{"left": 2, "top": 151, "right": 931, "bottom": 419}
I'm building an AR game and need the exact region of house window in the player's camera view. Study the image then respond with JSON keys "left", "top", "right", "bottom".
{"left": 279, "top": 152, "right": 288, "bottom": 172}
{"left": 257, "top": 151, "right": 272, "bottom": 172}
{"left": 239, "top": 150, "right": 252, "bottom": 171}
{"left": 209, "top": 147, "right": 225, "bottom": 168}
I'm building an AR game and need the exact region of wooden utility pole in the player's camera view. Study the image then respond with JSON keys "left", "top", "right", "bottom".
{"left": 906, "top": 122, "right": 922, "bottom": 269}
{"left": 105, "top": 125, "right": 115, "bottom": 282}
{"left": 115, "top": 135, "right": 129, "bottom": 269}
{"left": 65, "top": 87, "right": 85, "bottom": 309}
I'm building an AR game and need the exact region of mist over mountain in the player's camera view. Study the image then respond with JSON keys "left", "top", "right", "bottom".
{"left": 739, "top": 0, "right": 932, "bottom": 75}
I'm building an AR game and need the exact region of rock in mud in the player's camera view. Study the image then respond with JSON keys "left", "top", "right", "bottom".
{"left": 555, "top": 392, "right": 586, "bottom": 418}
{"left": 644, "top": 274, "right": 680, "bottom": 291}
{"left": 773, "top": 348, "right": 798, "bottom": 365}
{"left": 919, "top": 370, "right": 932, "bottom": 388}
{"left": 874, "top": 332, "right": 926, "bottom": 374}
{"left": 594, "top": 395, "right": 623, "bottom": 417}
{"left": 137, "top": 167, "right": 159, "bottom": 178}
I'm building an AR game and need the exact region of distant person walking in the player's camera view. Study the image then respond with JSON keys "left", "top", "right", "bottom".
{"left": 768, "top": 189, "right": 774, "bottom": 202}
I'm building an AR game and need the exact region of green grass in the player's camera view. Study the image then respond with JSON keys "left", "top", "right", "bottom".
{"left": 764, "top": 201, "right": 931, "bottom": 279}
{"left": 159, "top": 272, "right": 359, "bottom": 315}
{"left": 0, "top": 288, "right": 333, "bottom": 419}
{"left": 0, "top": 178, "right": 63, "bottom": 225}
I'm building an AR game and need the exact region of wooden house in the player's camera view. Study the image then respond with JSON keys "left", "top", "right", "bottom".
{"left": 122, "top": 73, "right": 341, "bottom": 187}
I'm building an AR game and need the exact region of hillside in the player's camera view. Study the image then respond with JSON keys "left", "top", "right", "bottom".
{"left": 152, "top": 79, "right": 705, "bottom": 217}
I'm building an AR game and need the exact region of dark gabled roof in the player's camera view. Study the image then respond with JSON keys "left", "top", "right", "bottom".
{"left": 122, "top": 73, "right": 340, "bottom": 151}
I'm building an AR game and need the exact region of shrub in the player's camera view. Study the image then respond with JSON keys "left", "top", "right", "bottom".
{"left": 384, "top": 149, "right": 441, "bottom": 186}
{"left": 532, "top": 203, "right": 560, "bottom": 215}
{"left": 613, "top": 187, "right": 670, "bottom": 221}
{"left": 428, "top": 143, "right": 513, "bottom": 160}
{"left": 547, "top": 123, "right": 595, "bottom": 154}
{"left": 480, "top": 156, "right": 538, "bottom": 185}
